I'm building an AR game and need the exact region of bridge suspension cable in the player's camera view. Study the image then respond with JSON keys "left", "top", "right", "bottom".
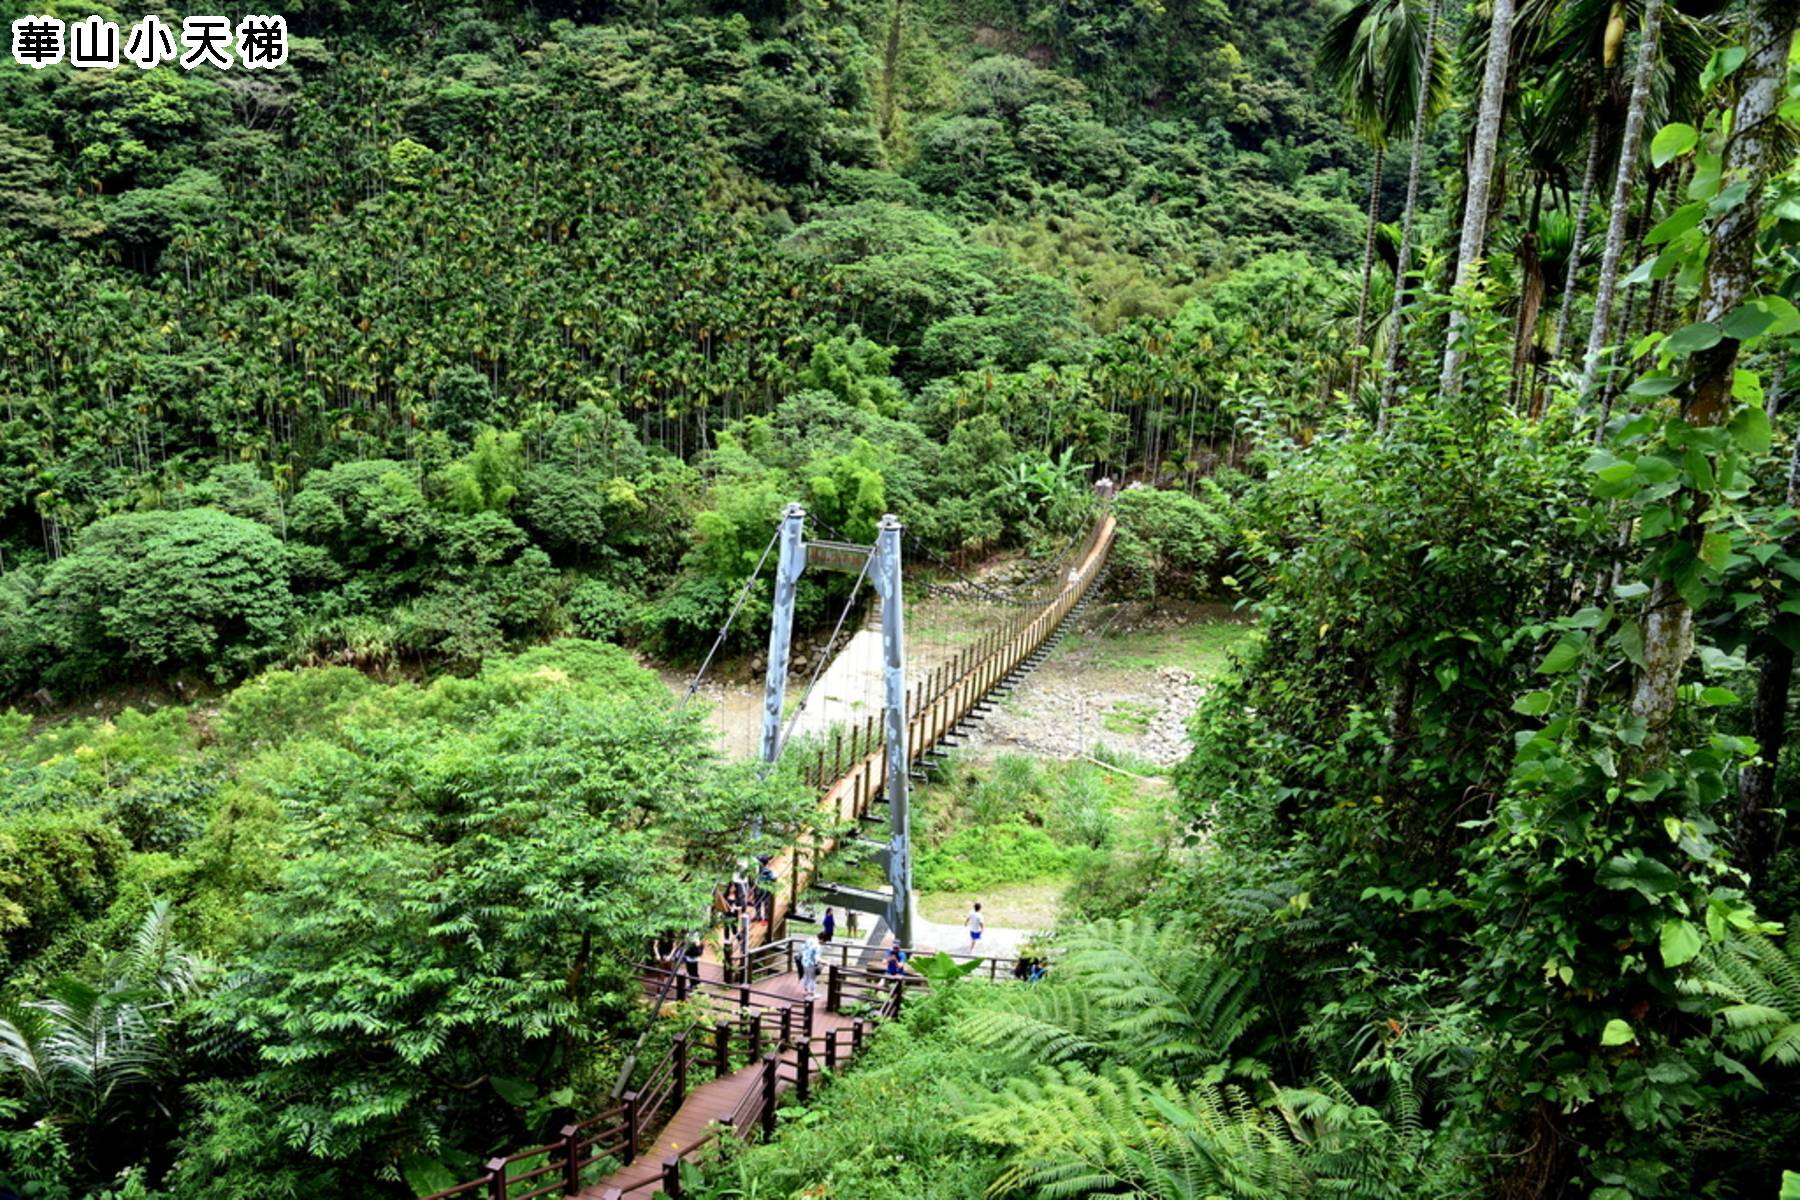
{"left": 678, "top": 524, "right": 782, "bottom": 710}
{"left": 772, "top": 548, "right": 873, "bottom": 763}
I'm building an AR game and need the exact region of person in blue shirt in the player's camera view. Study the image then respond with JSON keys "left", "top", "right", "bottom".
{"left": 821, "top": 907, "right": 836, "bottom": 943}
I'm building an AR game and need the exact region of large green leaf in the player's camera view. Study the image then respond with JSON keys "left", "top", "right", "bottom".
{"left": 1538, "top": 634, "right": 1586, "bottom": 674}
{"left": 1660, "top": 919, "right": 1702, "bottom": 968}
{"left": 1665, "top": 322, "right": 1723, "bottom": 355}
{"left": 1598, "top": 852, "right": 1682, "bottom": 900}
{"left": 1649, "top": 123, "right": 1698, "bottom": 168}
{"left": 402, "top": 1155, "right": 459, "bottom": 1197}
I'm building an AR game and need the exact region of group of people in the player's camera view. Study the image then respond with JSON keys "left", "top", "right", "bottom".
{"left": 659, "top": 895, "right": 1046, "bottom": 1000}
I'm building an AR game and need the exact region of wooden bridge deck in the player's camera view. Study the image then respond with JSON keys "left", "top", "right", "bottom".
{"left": 427, "top": 514, "right": 1115, "bottom": 1200}
{"left": 754, "top": 513, "right": 1117, "bottom": 945}
{"left": 586, "top": 971, "right": 859, "bottom": 1198}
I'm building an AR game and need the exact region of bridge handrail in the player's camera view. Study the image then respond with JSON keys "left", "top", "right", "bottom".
{"left": 433, "top": 516, "right": 1110, "bottom": 1200}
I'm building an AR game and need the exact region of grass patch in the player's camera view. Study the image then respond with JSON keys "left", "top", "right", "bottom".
{"left": 1102, "top": 699, "right": 1158, "bottom": 735}
{"left": 917, "top": 876, "right": 1068, "bottom": 929}
{"left": 1092, "top": 619, "right": 1252, "bottom": 676}
{"left": 915, "top": 821, "right": 1093, "bottom": 892}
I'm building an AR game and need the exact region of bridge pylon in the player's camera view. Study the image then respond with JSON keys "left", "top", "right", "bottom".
{"left": 758, "top": 506, "right": 914, "bottom": 950}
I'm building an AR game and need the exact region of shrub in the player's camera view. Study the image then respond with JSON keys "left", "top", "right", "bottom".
{"left": 1109, "top": 482, "right": 1237, "bottom": 600}
{"left": 32, "top": 508, "right": 294, "bottom": 687}
{"left": 565, "top": 579, "right": 639, "bottom": 643}
{"left": 0, "top": 811, "right": 129, "bottom": 972}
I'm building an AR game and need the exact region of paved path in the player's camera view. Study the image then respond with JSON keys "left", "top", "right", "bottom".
{"left": 908, "top": 897, "right": 1038, "bottom": 959}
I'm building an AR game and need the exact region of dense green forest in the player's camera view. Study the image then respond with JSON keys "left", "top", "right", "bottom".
{"left": 3, "top": 0, "right": 1800, "bottom": 1197}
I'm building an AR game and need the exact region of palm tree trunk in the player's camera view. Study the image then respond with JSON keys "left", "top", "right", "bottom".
{"left": 1378, "top": 0, "right": 1441, "bottom": 431}
{"left": 1579, "top": 0, "right": 1665, "bottom": 400}
{"left": 1550, "top": 121, "right": 1604, "bottom": 361}
{"left": 1438, "top": 0, "right": 1516, "bottom": 397}
{"left": 1349, "top": 143, "right": 1387, "bottom": 400}
{"left": 1509, "top": 182, "right": 1547, "bottom": 412}
{"left": 880, "top": 0, "right": 904, "bottom": 142}
{"left": 1594, "top": 167, "right": 1664, "bottom": 438}
{"left": 1632, "top": 0, "right": 1795, "bottom": 764}
{"left": 1734, "top": 426, "right": 1799, "bottom": 879}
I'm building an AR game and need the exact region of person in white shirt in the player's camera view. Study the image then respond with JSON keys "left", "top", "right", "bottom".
{"left": 966, "top": 902, "right": 985, "bottom": 952}
{"left": 798, "top": 934, "right": 822, "bottom": 1000}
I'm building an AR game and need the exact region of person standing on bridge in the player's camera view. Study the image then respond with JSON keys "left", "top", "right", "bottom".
{"left": 966, "top": 902, "right": 984, "bottom": 953}
{"left": 798, "top": 934, "right": 822, "bottom": 1000}
{"left": 683, "top": 936, "right": 703, "bottom": 984}
{"left": 820, "top": 907, "right": 836, "bottom": 944}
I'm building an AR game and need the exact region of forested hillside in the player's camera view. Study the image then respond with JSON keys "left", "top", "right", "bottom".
{"left": 0, "top": 0, "right": 1363, "bottom": 697}
{"left": 4, "top": 0, "right": 1800, "bottom": 1198}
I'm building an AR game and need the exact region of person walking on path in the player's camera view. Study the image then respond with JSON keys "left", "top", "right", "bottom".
{"left": 820, "top": 907, "right": 836, "bottom": 944}
{"left": 965, "top": 902, "right": 984, "bottom": 952}
{"left": 683, "top": 937, "right": 703, "bottom": 984}
{"left": 798, "top": 934, "right": 822, "bottom": 1000}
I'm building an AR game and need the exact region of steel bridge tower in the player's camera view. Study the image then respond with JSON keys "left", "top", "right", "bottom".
{"left": 759, "top": 505, "right": 913, "bottom": 948}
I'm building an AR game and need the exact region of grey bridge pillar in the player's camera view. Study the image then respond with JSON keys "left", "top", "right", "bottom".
{"left": 872, "top": 513, "right": 912, "bottom": 949}
{"left": 755, "top": 505, "right": 912, "bottom": 950}
{"left": 760, "top": 503, "right": 808, "bottom": 765}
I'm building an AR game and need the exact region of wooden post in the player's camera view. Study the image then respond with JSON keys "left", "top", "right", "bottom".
{"left": 739, "top": 983, "right": 751, "bottom": 1010}
{"left": 761, "top": 1052, "right": 778, "bottom": 1140}
{"left": 661, "top": 1156, "right": 682, "bottom": 1198}
{"left": 796, "top": 1039, "right": 812, "bottom": 1104}
{"left": 852, "top": 1017, "right": 865, "bottom": 1054}
{"left": 803, "top": 997, "right": 815, "bottom": 1043}
{"left": 780, "top": 1005, "right": 793, "bottom": 1048}
{"left": 825, "top": 1028, "right": 838, "bottom": 1071}
{"left": 893, "top": 979, "right": 904, "bottom": 1019}
{"left": 827, "top": 964, "right": 842, "bottom": 1013}
{"left": 674, "top": 1034, "right": 688, "bottom": 1102}
{"left": 560, "top": 1124, "right": 581, "bottom": 1193}
{"left": 486, "top": 1159, "right": 507, "bottom": 1200}
{"left": 749, "top": 1011, "right": 762, "bottom": 1061}
{"left": 714, "top": 1020, "right": 731, "bottom": 1078}
{"left": 623, "top": 1092, "right": 639, "bottom": 1164}
{"left": 815, "top": 748, "right": 825, "bottom": 788}
{"left": 675, "top": 967, "right": 689, "bottom": 1003}
{"left": 833, "top": 728, "right": 843, "bottom": 776}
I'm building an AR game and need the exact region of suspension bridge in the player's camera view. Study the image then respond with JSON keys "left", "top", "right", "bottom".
{"left": 425, "top": 502, "right": 1116, "bottom": 1199}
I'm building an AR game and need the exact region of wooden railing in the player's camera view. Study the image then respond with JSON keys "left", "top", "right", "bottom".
{"left": 771, "top": 513, "right": 1117, "bottom": 934}
{"left": 427, "top": 516, "right": 1110, "bottom": 1200}
{"left": 430, "top": 964, "right": 912, "bottom": 1200}
{"left": 744, "top": 936, "right": 1032, "bottom": 985}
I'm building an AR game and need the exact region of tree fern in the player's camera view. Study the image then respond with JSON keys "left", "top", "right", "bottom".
{"left": 1683, "top": 931, "right": 1800, "bottom": 1069}
{"left": 963, "top": 1064, "right": 1305, "bottom": 1200}
{"left": 957, "top": 986, "right": 1107, "bottom": 1067}
{"left": 1053, "top": 919, "right": 1261, "bottom": 1078}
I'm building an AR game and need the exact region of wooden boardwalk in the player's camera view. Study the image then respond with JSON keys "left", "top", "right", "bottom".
{"left": 586, "top": 970, "right": 860, "bottom": 1198}
{"left": 423, "top": 512, "right": 1115, "bottom": 1200}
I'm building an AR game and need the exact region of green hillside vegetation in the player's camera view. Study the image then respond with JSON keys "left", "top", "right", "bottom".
{"left": 2, "top": 0, "right": 1800, "bottom": 1197}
